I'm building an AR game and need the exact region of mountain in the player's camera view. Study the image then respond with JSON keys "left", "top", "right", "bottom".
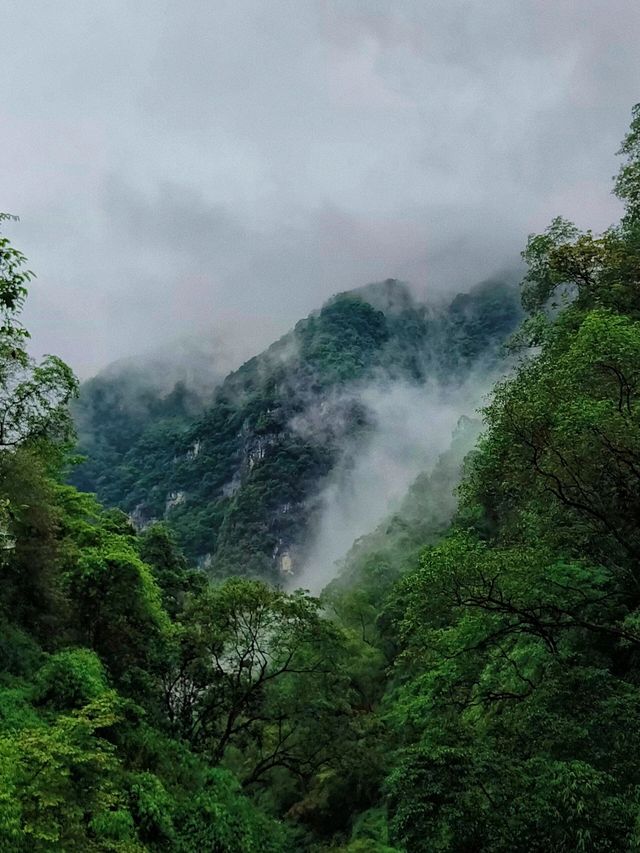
{"left": 69, "top": 338, "right": 242, "bottom": 495}
{"left": 326, "top": 413, "right": 483, "bottom": 598}
{"left": 71, "top": 277, "right": 522, "bottom": 581}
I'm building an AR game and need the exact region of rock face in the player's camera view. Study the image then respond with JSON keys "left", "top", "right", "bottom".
{"left": 71, "top": 278, "right": 522, "bottom": 582}
{"left": 165, "top": 491, "right": 186, "bottom": 513}
{"left": 129, "top": 502, "right": 157, "bottom": 531}
{"left": 186, "top": 440, "right": 201, "bottom": 460}
{"left": 278, "top": 551, "right": 294, "bottom": 577}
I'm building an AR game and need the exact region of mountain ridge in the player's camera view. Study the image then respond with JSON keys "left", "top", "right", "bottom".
{"left": 71, "top": 276, "right": 522, "bottom": 581}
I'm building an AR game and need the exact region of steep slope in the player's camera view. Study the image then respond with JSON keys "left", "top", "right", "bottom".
{"left": 324, "top": 413, "right": 483, "bottom": 600}
{"left": 72, "top": 278, "right": 521, "bottom": 581}
{"left": 71, "top": 373, "right": 203, "bottom": 502}
{"left": 69, "top": 342, "right": 235, "bottom": 500}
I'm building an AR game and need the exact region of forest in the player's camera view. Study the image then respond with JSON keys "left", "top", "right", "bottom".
{"left": 2, "top": 106, "right": 640, "bottom": 851}
{"left": 70, "top": 275, "right": 520, "bottom": 579}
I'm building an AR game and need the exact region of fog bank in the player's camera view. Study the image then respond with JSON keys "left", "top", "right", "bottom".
{"left": 293, "top": 372, "right": 495, "bottom": 592}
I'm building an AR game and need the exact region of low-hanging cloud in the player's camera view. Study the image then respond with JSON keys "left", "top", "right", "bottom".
{"left": 292, "top": 369, "right": 498, "bottom": 593}
{"left": 0, "top": 0, "right": 636, "bottom": 377}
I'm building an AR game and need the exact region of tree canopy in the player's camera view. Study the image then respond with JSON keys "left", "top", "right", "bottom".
{"left": 5, "top": 103, "right": 640, "bottom": 850}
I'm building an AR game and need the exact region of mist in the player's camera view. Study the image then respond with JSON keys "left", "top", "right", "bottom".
{"left": 92, "top": 329, "right": 262, "bottom": 402}
{"left": 1, "top": 1, "right": 638, "bottom": 377}
{"left": 293, "top": 369, "right": 496, "bottom": 593}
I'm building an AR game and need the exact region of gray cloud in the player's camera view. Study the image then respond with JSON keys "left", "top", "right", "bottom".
{"left": 0, "top": 0, "right": 636, "bottom": 375}
{"left": 293, "top": 371, "right": 495, "bottom": 593}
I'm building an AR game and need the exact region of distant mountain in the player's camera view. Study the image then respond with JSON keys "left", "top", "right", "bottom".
{"left": 70, "top": 278, "right": 522, "bottom": 581}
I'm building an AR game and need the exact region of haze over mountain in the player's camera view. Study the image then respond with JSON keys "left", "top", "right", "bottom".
{"left": 1, "top": 1, "right": 637, "bottom": 376}
{"left": 72, "top": 276, "right": 521, "bottom": 585}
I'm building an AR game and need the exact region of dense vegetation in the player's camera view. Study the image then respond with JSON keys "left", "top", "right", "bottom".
{"left": 5, "top": 105, "right": 640, "bottom": 851}
{"left": 346, "top": 105, "right": 640, "bottom": 850}
{"left": 71, "top": 276, "right": 520, "bottom": 581}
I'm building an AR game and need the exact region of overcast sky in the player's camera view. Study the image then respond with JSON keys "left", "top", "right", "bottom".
{"left": 1, "top": 0, "right": 638, "bottom": 376}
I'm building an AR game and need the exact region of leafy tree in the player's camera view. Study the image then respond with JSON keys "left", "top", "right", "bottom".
{"left": 0, "top": 214, "right": 77, "bottom": 451}
{"left": 377, "top": 104, "right": 640, "bottom": 851}
{"left": 162, "top": 579, "right": 347, "bottom": 779}
{"left": 139, "top": 523, "right": 205, "bottom": 618}
{"left": 0, "top": 216, "right": 292, "bottom": 852}
{"left": 0, "top": 692, "right": 129, "bottom": 851}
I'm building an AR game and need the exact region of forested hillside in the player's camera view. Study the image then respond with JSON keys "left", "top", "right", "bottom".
{"left": 72, "top": 278, "right": 521, "bottom": 581}
{"left": 4, "top": 106, "right": 640, "bottom": 851}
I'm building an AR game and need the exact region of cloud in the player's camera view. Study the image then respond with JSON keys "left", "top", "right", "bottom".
{"left": 292, "top": 371, "right": 496, "bottom": 593}
{"left": 0, "top": 0, "right": 636, "bottom": 375}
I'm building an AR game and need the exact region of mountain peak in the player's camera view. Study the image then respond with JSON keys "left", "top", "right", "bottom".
{"left": 334, "top": 278, "right": 416, "bottom": 315}
{"left": 71, "top": 274, "right": 522, "bottom": 580}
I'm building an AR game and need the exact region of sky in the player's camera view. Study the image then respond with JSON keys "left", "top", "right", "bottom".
{"left": 1, "top": 0, "right": 638, "bottom": 377}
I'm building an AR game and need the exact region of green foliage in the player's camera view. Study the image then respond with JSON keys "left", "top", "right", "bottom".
{"left": 325, "top": 415, "right": 481, "bottom": 621}
{"left": 64, "top": 533, "right": 169, "bottom": 693}
{"left": 381, "top": 534, "right": 640, "bottom": 851}
{"left": 71, "top": 278, "right": 521, "bottom": 579}
{"left": 0, "top": 214, "right": 77, "bottom": 452}
{"left": 0, "top": 220, "right": 289, "bottom": 852}
{"left": 300, "top": 295, "right": 389, "bottom": 383}
{"left": 370, "top": 106, "right": 640, "bottom": 851}
{"left": 0, "top": 692, "right": 127, "bottom": 851}
{"left": 0, "top": 213, "right": 31, "bottom": 322}
{"left": 520, "top": 217, "right": 640, "bottom": 319}
{"left": 462, "top": 307, "right": 640, "bottom": 571}
{"left": 139, "top": 523, "right": 205, "bottom": 617}
{"left": 10, "top": 105, "right": 640, "bottom": 850}
{"left": 615, "top": 101, "right": 640, "bottom": 226}
{"left": 34, "top": 648, "right": 108, "bottom": 711}
{"left": 171, "top": 767, "right": 289, "bottom": 853}
{"left": 164, "top": 578, "right": 347, "bottom": 775}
